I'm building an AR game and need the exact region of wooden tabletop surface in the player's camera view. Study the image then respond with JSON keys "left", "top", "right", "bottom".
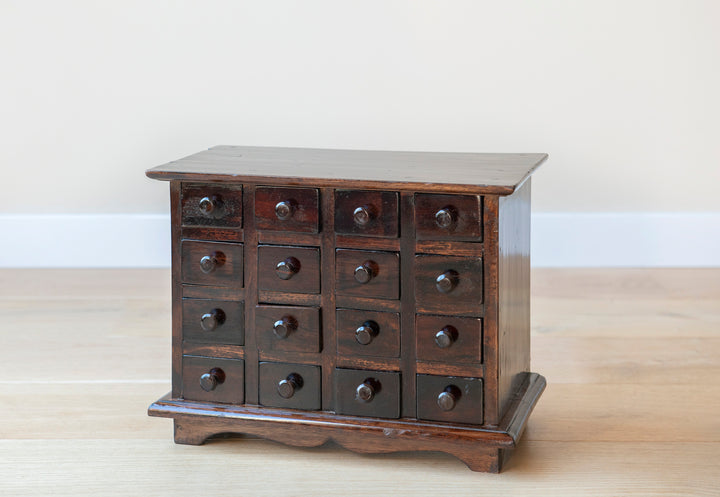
{"left": 1, "top": 268, "right": 718, "bottom": 496}
{"left": 146, "top": 145, "right": 548, "bottom": 194}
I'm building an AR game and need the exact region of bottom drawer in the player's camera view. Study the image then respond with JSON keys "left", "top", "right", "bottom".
{"left": 259, "top": 362, "right": 321, "bottom": 410}
{"left": 334, "top": 368, "right": 401, "bottom": 419}
{"left": 182, "top": 356, "right": 245, "bottom": 404}
{"left": 416, "top": 374, "right": 483, "bottom": 425}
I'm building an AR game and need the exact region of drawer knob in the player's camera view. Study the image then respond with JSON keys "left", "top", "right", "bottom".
{"left": 435, "top": 206, "right": 457, "bottom": 229}
{"left": 199, "top": 196, "right": 224, "bottom": 218}
{"left": 200, "top": 309, "right": 226, "bottom": 332}
{"left": 275, "top": 200, "right": 295, "bottom": 221}
{"left": 352, "top": 205, "right": 375, "bottom": 227}
{"left": 277, "top": 373, "right": 304, "bottom": 399}
{"left": 199, "top": 252, "right": 225, "bottom": 274}
{"left": 355, "top": 320, "right": 379, "bottom": 345}
{"left": 276, "top": 257, "right": 300, "bottom": 280}
{"left": 434, "top": 325, "right": 458, "bottom": 348}
{"left": 273, "top": 316, "right": 298, "bottom": 339}
{"left": 355, "top": 379, "right": 380, "bottom": 403}
{"left": 437, "top": 385, "right": 461, "bottom": 411}
{"left": 354, "top": 260, "right": 378, "bottom": 284}
{"left": 435, "top": 270, "right": 459, "bottom": 293}
{"left": 199, "top": 367, "right": 226, "bottom": 392}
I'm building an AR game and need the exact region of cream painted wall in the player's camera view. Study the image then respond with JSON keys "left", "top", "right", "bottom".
{"left": 1, "top": 0, "right": 719, "bottom": 215}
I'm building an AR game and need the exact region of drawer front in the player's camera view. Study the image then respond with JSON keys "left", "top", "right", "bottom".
{"left": 256, "top": 305, "right": 321, "bottom": 353}
{"left": 258, "top": 362, "right": 321, "bottom": 410}
{"left": 334, "top": 190, "right": 398, "bottom": 238}
{"left": 182, "top": 298, "right": 245, "bottom": 345}
{"left": 415, "top": 255, "right": 483, "bottom": 315}
{"left": 336, "top": 309, "right": 400, "bottom": 358}
{"left": 334, "top": 368, "right": 401, "bottom": 419}
{"left": 181, "top": 183, "right": 243, "bottom": 228}
{"left": 255, "top": 186, "right": 319, "bottom": 233}
{"left": 416, "top": 374, "right": 483, "bottom": 424}
{"left": 181, "top": 240, "right": 243, "bottom": 287}
{"left": 335, "top": 249, "right": 400, "bottom": 300}
{"left": 416, "top": 315, "right": 482, "bottom": 364}
{"left": 182, "top": 356, "right": 244, "bottom": 404}
{"left": 415, "top": 193, "right": 482, "bottom": 241}
{"left": 257, "top": 245, "right": 321, "bottom": 294}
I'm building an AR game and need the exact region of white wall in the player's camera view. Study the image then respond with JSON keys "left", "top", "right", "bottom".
{"left": 1, "top": 1, "right": 719, "bottom": 266}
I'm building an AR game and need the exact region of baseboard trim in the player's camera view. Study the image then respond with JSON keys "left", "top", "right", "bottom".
{"left": 1, "top": 213, "right": 718, "bottom": 268}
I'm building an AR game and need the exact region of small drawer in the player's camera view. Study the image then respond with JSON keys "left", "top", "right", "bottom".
{"left": 256, "top": 305, "right": 321, "bottom": 353}
{"left": 258, "top": 362, "right": 321, "bottom": 410}
{"left": 334, "top": 190, "right": 398, "bottom": 238}
{"left": 335, "top": 249, "right": 400, "bottom": 300}
{"left": 182, "top": 298, "right": 244, "bottom": 345}
{"left": 181, "top": 183, "right": 243, "bottom": 228}
{"left": 255, "top": 186, "right": 319, "bottom": 233}
{"left": 416, "top": 374, "right": 483, "bottom": 425}
{"left": 334, "top": 368, "right": 400, "bottom": 419}
{"left": 181, "top": 240, "right": 243, "bottom": 287}
{"left": 415, "top": 193, "right": 482, "bottom": 241}
{"left": 258, "top": 245, "right": 321, "bottom": 294}
{"left": 415, "top": 255, "right": 483, "bottom": 315}
{"left": 336, "top": 309, "right": 400, "bottom": 358}
{"left": 182, "top": 355, "right": 244, "bottom": 404}
{"left": 416, "top": 315, "right": 482, "bottom": 364}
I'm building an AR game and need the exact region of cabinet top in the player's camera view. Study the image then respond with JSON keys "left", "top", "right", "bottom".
{"left": 146, "top": 145, "right": 547, "bottom": 195}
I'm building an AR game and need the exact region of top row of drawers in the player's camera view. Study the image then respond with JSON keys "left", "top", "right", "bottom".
{"left": 182, "top": 184, "right": 483, "bottom": 241}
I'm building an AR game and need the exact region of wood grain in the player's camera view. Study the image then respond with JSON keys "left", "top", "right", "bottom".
{"left": 146, "top": 145, "right": 548, "bottom": 195}
{"left": 2, "top": 268, "right": 719, "bottom": 495}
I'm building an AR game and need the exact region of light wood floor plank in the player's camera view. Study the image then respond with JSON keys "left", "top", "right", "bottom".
{"left": 1, "top": 268, "right": 718, "bottom": 495}
{"left": 0, "top": 440, "right": 717, "bottom": 497}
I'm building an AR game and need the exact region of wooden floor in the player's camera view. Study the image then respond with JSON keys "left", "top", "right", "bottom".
{"left": 1, "top": 269, "right": 718, "bottom": 496}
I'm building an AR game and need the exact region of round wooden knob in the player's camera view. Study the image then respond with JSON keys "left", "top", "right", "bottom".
{"left": 437, "top": 386, "right": 461, "bottom": 411}
{"left": 355, "top": 321, "right": 379, "bottom": 345}
{"left": 354, "top": 261, "right": 378, "bottom": 284}
{"left": 355, "top": 381, "right": 376, "bottom": 403}
{"left": 352, "top": 205, "right": 375, "bottom": 227}
{"left": 275, "top": 257, "right": 300, "bottom": 280}
{"left": 200, "top": 309, "right": 226, "bottom": 332}
{"left": 199, "top": 196, "right": 224, "bottom": 218}
{"left": 273, "top": 316, "right": 298, "bottom": 339}
{"left": 199, "top": 368, "right": 225, "bottom": 392}
{"left": 435, "top": 270, "right": 459, "bottom": 293}
{"left": 277, "top": 373, "right": 303, "bottom": 399}
{"left": 199, "top": 253, "right": 224, "bottom": 274}
{"left": 435, "top": 206, "right": 456, "bottom": 229}
{"left": 434, "top": 326, "right": 458, "bottom": 348}
{"left": 275, "top": 201, "right": 294, "bottom": 220}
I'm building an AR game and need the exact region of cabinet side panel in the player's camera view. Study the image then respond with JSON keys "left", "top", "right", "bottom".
{"left": 497, "top": 179, "right": 532, "bottom": 419}
{"left": 170, "top": 181, "right": 183, "bottom": 397}
{"left": 482, "top": 195, "right": 500, "bottom": 425}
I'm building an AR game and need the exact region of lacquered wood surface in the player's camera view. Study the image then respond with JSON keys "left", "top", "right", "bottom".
{"left": 1, "top": 268, "right": 719, "bottom": 494}
{"left": 145, "top": 145, "right": 547, "bottom": 194}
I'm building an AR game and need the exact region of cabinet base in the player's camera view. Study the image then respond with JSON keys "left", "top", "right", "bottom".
{"left": 149, "top": 372, "right": 545, "bottom": 473}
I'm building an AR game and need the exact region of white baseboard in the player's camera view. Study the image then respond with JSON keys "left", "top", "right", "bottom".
{"left": 1, "top": 213, "right": 718, "bottom": 268}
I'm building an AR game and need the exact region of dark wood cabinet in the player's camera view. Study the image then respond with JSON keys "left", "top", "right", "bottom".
{"left": 147, "top": 145, "right": 547, "bottom": 473}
